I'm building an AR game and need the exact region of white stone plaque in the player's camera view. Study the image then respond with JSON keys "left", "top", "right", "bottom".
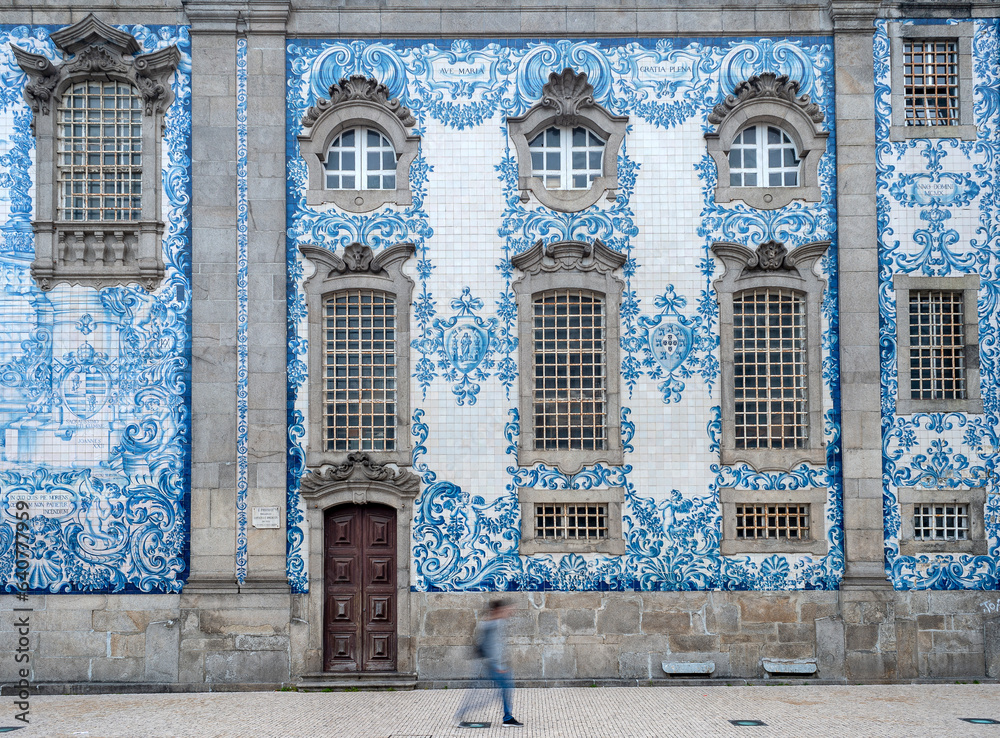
{"left": 252, "top": 506, "right": 280, "bottom": 529}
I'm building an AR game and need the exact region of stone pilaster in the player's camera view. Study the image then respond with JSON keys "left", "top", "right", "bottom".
{"left": 829, "top": 0, "right": 890, "bottom": 590}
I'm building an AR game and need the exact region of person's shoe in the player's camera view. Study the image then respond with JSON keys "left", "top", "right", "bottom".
{"left": 503, "top": 718, "right": 523, "bottom": 727}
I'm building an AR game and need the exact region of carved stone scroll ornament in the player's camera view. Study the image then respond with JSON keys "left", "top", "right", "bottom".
{"left": 711, "top": 239, "right": 830, "bottom": 282}
{"left": 707, "top": 72, "right": 824, "bottom": 126}
{"left": 302, "top": 75, "right": 416, "bottom": 129}
{"left": 299, "top": 453, "right": 420, "bottom": 496}
{"left": 299, "top": 242, "right": 416, "bottom": 281}
{"left": 510, "top": 238, "right": 627, "bottom": 277}
{"left": 539, "top": 68, "right": 597, "bottom": 128}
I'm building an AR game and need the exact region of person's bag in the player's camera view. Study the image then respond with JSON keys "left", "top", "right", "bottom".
{"left": 474, "top": 625, "right": 487, "bottom": 659}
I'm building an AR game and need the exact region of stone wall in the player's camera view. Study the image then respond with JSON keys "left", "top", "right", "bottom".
{"left": 412, "top": 591, "right": 996, "bottom": 685}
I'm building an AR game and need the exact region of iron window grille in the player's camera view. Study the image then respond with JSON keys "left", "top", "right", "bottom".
{"left": 909, "top": 290, "right": 966, "bottom": 400}
{"left": 903, "top": 40, "right": 959, "bottom": 127}
{"left": 728, "top": 124, "right": 800, "bottom": 188}
{"left": 735, "top": 503, "right": 810, "bottom": 540}
{"left": 324, "top": 127, "right": 397, "bottom": 191}
{"left": 913, "top": 503, "right": 969, "bottom": 541}
{"left": 733, "top": 287, "right": 807, "bottom": 450}
{"left": 535, "top": 503, "right": 609, "bottom": 541}
{"left": 528, "top": 126, "right": 605, "bottom": 191}
{"left": 57, "top": 80, "right": 143, "bottom": 222}
{"left": 324, "top": 289, "right": 397, "bottom": 452}
{"left": 532, "top": 289, "right": 606, "bottom": 451}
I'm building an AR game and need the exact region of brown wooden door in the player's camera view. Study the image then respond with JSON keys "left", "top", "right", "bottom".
{"left": 324, "top": 504, "right": 397, "bottom": 672}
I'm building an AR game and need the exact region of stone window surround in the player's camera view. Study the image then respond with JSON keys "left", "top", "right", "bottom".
{"left": 889, "top": 22, "right": 976, "bottom": 142}
{"left": 712, "top": 239, "right": 829, "bottom": 471}
{"left": 298, "top": 454, "right": 421, "bottom": 676}
{"left": 511, "top": 239, "right": 626, "bottom": 475}
{"left": 720, "top": 487, "right": 828, "bottom": 556}
{"left": 893, "top": 273, "right": 982, "bottom": 415}
{"left": 518, "top": 486, "right": 625, "bottom": 555}
{"left": 705, "top": 72, "right": 828, "bottom": 211}
{"left": 507, "top": 67, "right": 628, "bottom": 213}
{"left": 298, "top": 75, "right": 420, "bottom": 214}
{"left": 299, "top": 242, "right": 415, "bottom": 469}
{"left": 897, "top": 486, "right": 987, "bottom": 557}
{"left": 12, "top": 13, "right": 179, "bottom": 291}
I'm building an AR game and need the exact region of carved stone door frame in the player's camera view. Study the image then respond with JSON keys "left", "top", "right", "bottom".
{"left": 299, "top": 453, "right": 420, "bottom": 676}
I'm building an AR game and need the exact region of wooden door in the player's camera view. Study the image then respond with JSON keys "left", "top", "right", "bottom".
{"left": 324, "top": 504, "right": 397, "bottom": 672}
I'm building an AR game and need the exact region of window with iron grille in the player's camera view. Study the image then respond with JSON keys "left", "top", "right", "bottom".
{"left": 913, "top": 503, "right": 969, "bottom": 541}
{"left": 535, "top": 503, "right": 608, "bottom": 541}
{"left": 324, "top": 289, "right": 396, "bottom": 452}
{"left": 903, "top": 40, "right": 959, "bottom": 127}
{"left": 889, "top": 23, "right": 974, "bottom": 141}
{"left": 732, "top": 288, "right": 807, "bottom": 450}
{"left": 908, "top": 290, "right": 965, "bottom": 400}
{"left": 735, "top": 503, "right": 810, "bottom": 540}
{"left": 894, "top": 274, "right": 981, "bottom": 414}
{"left": 532, "top": 289, "right": 606, "bottom": 451}
{"left": 57, "top": 80, "right": 143, "bottom": 222}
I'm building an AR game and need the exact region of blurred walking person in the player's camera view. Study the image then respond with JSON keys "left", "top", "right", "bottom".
{"left": 455, "top": 599, "right": 523, "bottom": 728}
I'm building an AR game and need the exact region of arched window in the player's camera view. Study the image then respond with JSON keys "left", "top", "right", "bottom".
{"left": 324, "top": 127, "right": 397, "bottom": 191}
{"left": 507, "top": 68, "right": 627, "bottom": 212}
{"left": 728, "top": 124, "right": 800, "bottom": 189}
{"left": 58, "top": 80, "right": 144, "bottom": 223}
{"left": 705, "top": 73, "right": 827, "bottom": 210}
{"left": 528, "top": 126, "right": 605, "bottom": 191}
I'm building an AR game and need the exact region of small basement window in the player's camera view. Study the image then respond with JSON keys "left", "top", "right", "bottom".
{"left": 735, "top": 503, "right": 810, "bottom": 541}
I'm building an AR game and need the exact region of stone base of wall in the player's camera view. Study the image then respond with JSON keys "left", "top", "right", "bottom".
{"left": 412, "top": 590, "right": 996, "bottom": 684}
{"left": 1, "top": 589, "right": 996, "bottom": 689}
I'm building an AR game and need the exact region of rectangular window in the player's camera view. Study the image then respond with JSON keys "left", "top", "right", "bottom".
{"left": 57, "top": 80, "right": 143, "bottom": 222}
{"left": 909, "top": 290, "right": 965, "bottom": 400}
{"left": 532, "top": 289, "right": 606, "bottom": 451}
{"left": 324, "top": 289, "right": 396, "bottom": 452}
{"left": 903, "top": 40, "right": 959, "bottom": 127}
{"left": 535, "top": 503, "right": 608, "bottom": 541}
{"left": 913, "top": 503, "right": 969, "bottom": 541}
{"left": 733, "top": 288, "right": 807, "bottom": 450}
{"left": 735, "top": 503, "right": 810, "bottom": 540}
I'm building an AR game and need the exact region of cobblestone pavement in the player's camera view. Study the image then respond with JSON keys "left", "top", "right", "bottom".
{"left": 5, "top": 684, "right": 1000, "bottom": 738}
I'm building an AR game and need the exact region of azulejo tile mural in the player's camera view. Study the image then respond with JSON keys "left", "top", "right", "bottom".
{"left": 285, "top": 36, "right": 843, "bottom": 593}
{"left": 0, "top": 25, "right": 192, "bottom": 593}
{"left": 874, "top": 19, "right": 1000, "bottom": 590}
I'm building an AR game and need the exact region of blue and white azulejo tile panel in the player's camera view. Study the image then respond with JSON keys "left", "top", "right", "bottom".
{"left": 285, "top": 36, "right": 843, "bottom": 593}
{"left": 875, "top": 19, "right": 1000, "bottom": 590}
{"left": 0, "top": 25, "right": 192, "bottom": 593}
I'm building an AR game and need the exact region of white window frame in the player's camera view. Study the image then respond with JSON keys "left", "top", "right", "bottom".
{"left": 528, "top": 125, "right": 605, "bottom": 191}
{"left": 728, "top": 123, "right": 801, "bottom": 190}
{"left": 324, "top": 126, "right": 398, "bottom": 192}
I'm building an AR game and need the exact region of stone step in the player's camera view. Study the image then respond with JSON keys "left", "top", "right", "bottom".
{"left": 296, "top": 672, "right": 418, "bottom": 691}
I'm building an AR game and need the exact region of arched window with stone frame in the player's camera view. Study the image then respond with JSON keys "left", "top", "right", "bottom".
{"left": 705, "top": 73, "right": 828, "bottom": 211}
{"left": 507, "top": 69, "right": 628, "bottom": 213}
{"left": 298, "top": 75, "right": 420, "bottom": 214}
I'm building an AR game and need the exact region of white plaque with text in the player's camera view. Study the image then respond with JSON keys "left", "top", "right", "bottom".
{"left": 252, "top": 506, "right": 280, "bottom": 529}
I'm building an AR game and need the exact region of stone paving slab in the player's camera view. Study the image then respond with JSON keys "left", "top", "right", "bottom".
{"left": 4, "top": 684, "right": 1000, "bottom": 737}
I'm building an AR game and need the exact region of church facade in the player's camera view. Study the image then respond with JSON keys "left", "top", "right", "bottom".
{"left": 1, "top": 0, "right": 999, "bottom": 688}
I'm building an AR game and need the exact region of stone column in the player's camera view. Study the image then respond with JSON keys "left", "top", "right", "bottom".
{"left": 829, "top": 0, "right": 890, "bottom": 590}
{"left": 242, "top": 0, "right": 292, "bottom": 593}
{"left": 186, "top": 2, "right": 240, "bottom": 593}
